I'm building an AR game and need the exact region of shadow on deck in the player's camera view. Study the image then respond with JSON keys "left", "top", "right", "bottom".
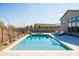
{"left": 55, "top": 35, "right": 79, "bottom": 46}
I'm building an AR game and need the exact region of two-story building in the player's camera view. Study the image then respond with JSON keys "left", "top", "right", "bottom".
{"left": 60, "top": 10, "right": 79, "bottom": 37}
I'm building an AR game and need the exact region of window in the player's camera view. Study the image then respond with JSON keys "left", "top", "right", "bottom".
{"left": 68, "top": 16, "right": 79, "bottom": 33}
{"left": 68, "top": 18, "right": 72, "bottom": 32}
{"left": 76, "top": 21, "right": 79, "bottom": 32}
{"left": 68, "top": 23, "right": 71, "bottom": 27}
{"left": 62, "top": 20, "right": 65, "bottom": 24}
{"left": 68, "top": 23, "right": 72, "bottom": 32}
{"left": 71, "top": 22, "right": 76, "bottom": 32}
{"left": 68, "top": 19, "right": 71, "bottom": 23}
{"left": 77, "top": 16, "right": 79, "bottom": 21}
{"left": 75, "top": 16, "right": 79, "bottom": 32}
{"left": 72, "top": 17, "right": 76, "bottom": 22}
{"left": 68, "top": 17, "right": 76, "bottom": 32}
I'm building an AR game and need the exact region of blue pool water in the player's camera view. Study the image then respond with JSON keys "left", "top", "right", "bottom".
{"left": 11, "top": 34, "right": 71, "bottom": 50}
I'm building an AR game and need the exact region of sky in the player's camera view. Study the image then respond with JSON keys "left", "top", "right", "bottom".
{"left": 0, "top": 3, "right": 79, "bottom": 27}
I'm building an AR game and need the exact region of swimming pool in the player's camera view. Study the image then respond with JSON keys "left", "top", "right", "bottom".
{"left": 11, "top": 34, "right": 71, "bottom": 50}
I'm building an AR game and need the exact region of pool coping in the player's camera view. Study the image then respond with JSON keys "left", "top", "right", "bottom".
{"left": 0, "top": 34, "right": 30, "bottom": 53}
{"left": 0, "top": 33, "right": 79, "bottom": 56}
{"left": 49, "top": 33, "right": 79, "bottom": 51}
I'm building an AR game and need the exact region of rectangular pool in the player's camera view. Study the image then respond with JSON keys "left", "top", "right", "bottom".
{"left": 11, "top": 34, "right": 72, "bottom": 50}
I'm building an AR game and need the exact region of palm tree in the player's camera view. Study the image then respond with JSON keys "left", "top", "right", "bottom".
{"left": 0, "top": 21, "right": 4, "bottom": 45}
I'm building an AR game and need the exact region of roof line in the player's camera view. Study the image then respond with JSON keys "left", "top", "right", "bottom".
{"left": 60, "top": 10, "right": 79, "bottom": 20}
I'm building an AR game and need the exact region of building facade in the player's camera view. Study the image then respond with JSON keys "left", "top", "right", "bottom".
{"left": 25, "top": 24, "right": 60, "bottom": 33}
{"left": 33, "top": 24, "right": 60, "bottom": 32}
{"left": 60, "top": 10, "right": 79, "bottom": 36}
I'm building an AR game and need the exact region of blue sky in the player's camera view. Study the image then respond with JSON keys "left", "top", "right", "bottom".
{"left": 0, "top": 3, "right": 79, "bottom": 27}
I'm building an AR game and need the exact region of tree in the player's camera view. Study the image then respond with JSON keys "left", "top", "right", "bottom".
{"left": 38, "top": 25, "right": 41, "bottom": 28}
{"left": 26, "top": 26, "right": 29, "bottom": 28}
{"left": 34, "top": 26, "right": 36, "bottom": 28}
{"left": 30, "top": 25, "right": 33, "bottom": 28}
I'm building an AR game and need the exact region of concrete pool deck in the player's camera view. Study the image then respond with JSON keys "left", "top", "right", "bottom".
{"left": 0, "top": 33, "right": 79, "bottom": 56}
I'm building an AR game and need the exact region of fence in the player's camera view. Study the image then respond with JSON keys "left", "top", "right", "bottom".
{"left": 0, "top": 27, "right": 18, "bottom": 45}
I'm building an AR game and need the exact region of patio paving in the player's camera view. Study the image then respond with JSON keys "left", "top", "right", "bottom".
{"left": 55, "top": 35, "right": 79, "bottom": 46}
